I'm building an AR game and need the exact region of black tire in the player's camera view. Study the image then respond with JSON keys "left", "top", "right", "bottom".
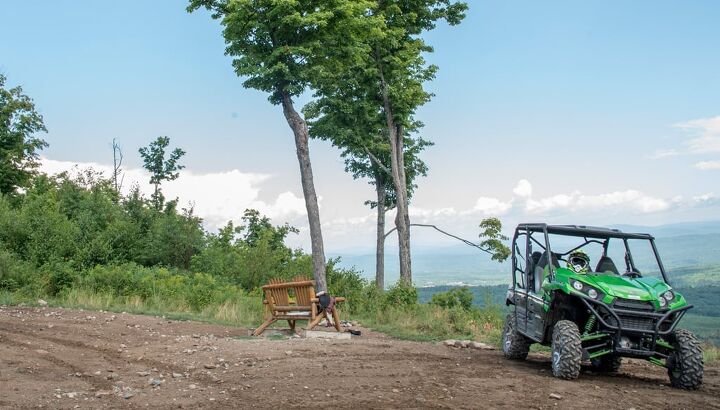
{"left": 551, "top": 320, "right": 582, "bottom": 380}
{"left": 591, "top": 354, "right": 622, "bottom": 373}
{"left": 501, "top": 314, "right": 530, "bottom": 360}
{"left": 667, "top": 329, "right": 703, "bottom": 390}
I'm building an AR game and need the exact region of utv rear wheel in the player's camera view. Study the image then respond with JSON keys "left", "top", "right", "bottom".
{"left": 551, "top": 320, "right": 582, "bottom": 379}
{"left": 502, "top": 314, "right": 530, "bottom": 360}
{"left": 591, "top": 354, "right": 622, "bottom": 373}
{"left": 667, "top": 329, "right": 703, "bottom": 390}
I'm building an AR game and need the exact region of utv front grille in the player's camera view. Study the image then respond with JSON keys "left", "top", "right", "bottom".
{"left": 615, "top": 315, "right": 656, "bottom": 331}
{"left": 613, "top": 298, "right": 655, "bottom": 311}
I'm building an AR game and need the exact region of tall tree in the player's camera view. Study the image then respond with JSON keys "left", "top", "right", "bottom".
{"left": 370, "top": 1, "right": 467, "bottom": 284}
{"left": 138, "top": 136, "right": 185, "bottom": 209}
{"left": 306, "top": 91, "right": 430, "bottom": 289}
{"left": 308, "top": 0, "right": 467, "bottom": 284}
{"left": 188, "top": 0, "right": 376, "bottom": 292}
{"left": 0, "top": 74, "right": 48, "bottom": 196}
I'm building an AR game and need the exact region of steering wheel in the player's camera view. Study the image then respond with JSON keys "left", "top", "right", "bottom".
{"left": 622, "top": 271, "right": 642, "bottom": 279}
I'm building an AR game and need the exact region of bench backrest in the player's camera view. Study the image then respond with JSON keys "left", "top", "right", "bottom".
{"left": 262, "top": 277, "right": 315, "bottom": 312}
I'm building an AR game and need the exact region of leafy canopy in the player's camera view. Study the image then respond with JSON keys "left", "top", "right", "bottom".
{"left": 187, "top": 0, "right": 380, "bottom": 104}
{"left": 0, "top": 74, "right": 48, "bottom": 196}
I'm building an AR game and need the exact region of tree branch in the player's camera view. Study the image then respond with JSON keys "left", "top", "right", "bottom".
{"left": 363, "top": 146, "right": 391, "bottom": 175}
{"left": 384, "top": 223, "right": 495, "bottom": 256}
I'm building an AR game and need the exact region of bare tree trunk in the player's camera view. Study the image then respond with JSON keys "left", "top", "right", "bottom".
{"left": 280, "top": 92, "right": 328, "bottom": 292}
{"left": 374, "top": 170, "right": 386, "bottom": 290}
{"left": 378, "top": 68, "right": 412, "bottom": 285}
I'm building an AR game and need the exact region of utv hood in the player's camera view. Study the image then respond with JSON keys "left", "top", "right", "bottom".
{"left": 578, "top": 273, "right": 670, "bottom": 301}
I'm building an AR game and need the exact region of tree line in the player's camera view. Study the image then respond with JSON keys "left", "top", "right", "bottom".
{"left": 2, "top": 0, "right": 511, "bottom": 295}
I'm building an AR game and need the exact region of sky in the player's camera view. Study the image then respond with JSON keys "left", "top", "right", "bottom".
{"left": 1, "top": 0, "right": 719, "bottom": 255}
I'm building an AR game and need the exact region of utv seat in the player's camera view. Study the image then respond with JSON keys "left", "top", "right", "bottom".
{"left": 534, "top": 251, "right": 558, "bottom": 292}
{"left": 527, "top": 251, "right": 542, "bottom": 291}
{"left": 595, "top": 256, "right": 620, "bottom": 274}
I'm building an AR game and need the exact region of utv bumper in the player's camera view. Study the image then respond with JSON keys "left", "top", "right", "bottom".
{"left": 578, "top": 296, "right": 692, "bottom": 356}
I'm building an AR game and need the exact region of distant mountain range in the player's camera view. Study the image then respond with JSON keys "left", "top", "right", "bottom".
{"left": 333, "top": 221, "right": 720, "bottom": 287}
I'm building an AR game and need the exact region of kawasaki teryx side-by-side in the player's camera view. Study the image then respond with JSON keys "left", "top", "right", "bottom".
{"left": 502, "top": 224, "right": 703, "bottom": 389}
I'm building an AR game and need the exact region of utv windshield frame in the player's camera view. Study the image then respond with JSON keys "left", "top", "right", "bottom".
{"left": 512, "top": 223, "right": 670, "bottom": 285}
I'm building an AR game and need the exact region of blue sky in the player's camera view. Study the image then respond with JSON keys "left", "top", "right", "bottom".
{"left": 1, "top": 0, "right": 719, "bottom": 252}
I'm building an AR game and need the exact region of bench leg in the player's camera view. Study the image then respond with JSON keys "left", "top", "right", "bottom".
{"left": 306, "top": 312, "right": 326, "bottom": 330}
{"left": 288, "top": 320, "right": 296, "bottom": 331}
{"left": 331, "top": 308, "right": 342, "bottom": 332}
{"left": 253, "top": 317, "right": 277, "bottom": 336}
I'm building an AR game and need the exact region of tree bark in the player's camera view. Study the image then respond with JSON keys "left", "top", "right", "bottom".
{"left": 374, "top": 170, "right": 386, "bottom": 290}
{"left": 378, "top": 66, "right": 412, "bottom": 285}
{"left": 280, "top": 92, "right": 328, "bottom": 292}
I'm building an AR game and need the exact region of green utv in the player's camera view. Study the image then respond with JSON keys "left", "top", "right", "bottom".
{"left": 502, "top": 224, "right": 703, "bottom": 389}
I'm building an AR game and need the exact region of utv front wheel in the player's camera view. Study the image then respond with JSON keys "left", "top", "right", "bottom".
{"left": 667, "top": 329, "right": 703, "bottom": 390}
{"left": 591, "top": 354, "right": 622, "bottom": 373}
{"left": 501, "top": 314, "right": 530, "bottom": 360}
{"left": 551, "top": 320, "right": 582, "bottom": 379}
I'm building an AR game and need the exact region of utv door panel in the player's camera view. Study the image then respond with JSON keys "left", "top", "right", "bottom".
{"left": 513, "top": 289, "right": 529, "bottom": 333}
{"left": 526, "top": 293, "right": 546, "bottom": 341}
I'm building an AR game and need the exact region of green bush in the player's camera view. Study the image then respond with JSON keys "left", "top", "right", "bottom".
{"left": 44, "top": 261, "right": 78, "bottom": 296}
{"left": 0, "top": 249, "right": 36, "bottom": 291}
{"left": 430, "top": 286, "right": 474, "bottom": 311}
{"left": 383, "top": 282, "right": 418, "bottom": 308}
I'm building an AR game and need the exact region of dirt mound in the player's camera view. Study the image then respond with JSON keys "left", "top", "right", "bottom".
{"left": 1, "top": 306, "right": 718, "bottom": 409}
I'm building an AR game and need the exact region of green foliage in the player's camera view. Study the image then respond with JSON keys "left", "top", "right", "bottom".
{"left": 190, "top": 211, "right": 309, "bottom": 291}
{"left": 138, "top": 136, "right": 186, "bottom": 209}
{"left": 430, "top": 286, "right": 473, "bottom": 311}
{"left": 478, "top": 217, "right": 511, "bottom": 262}
{"left": 187, "top": 0, "right": 378, "bottom": 104}
{"left": 383, "top": 281, "right": 418, "bottom": 308}
{"left": 0, "top": 248, "right": 36, "bottom": 292}
{"left": 0, "top": 74, "right": 48, "bottom": 196}
{"left": 44, "top": 261, "right": 77, "bottom": 296}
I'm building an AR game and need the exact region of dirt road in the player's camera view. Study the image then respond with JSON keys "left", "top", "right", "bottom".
{"left": 0, "top": 306, "right": 717, "bottom": 409}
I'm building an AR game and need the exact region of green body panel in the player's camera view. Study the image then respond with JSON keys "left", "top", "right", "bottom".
{"left": 540, "top": 267, "right": 689, "bottom": 310}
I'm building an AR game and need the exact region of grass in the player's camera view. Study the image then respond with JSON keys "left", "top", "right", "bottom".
{"left": 354, "top": 304, "right": 504, "bottom": 344}
{"left": 0, "top": 289, "right": 265, "bottom": 328}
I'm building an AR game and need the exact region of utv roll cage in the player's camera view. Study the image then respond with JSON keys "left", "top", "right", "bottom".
{"left": 512, "top": 223, "right": 670, "bottom": 284}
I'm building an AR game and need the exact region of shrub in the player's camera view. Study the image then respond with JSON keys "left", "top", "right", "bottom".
{"left": 383, "top": 282, "right": 418, "bottom": 308}
{"left": 430, "top": 287, "right": 474, "bottom": 311}
{"left": 0, "top": 249, "right": 36, "bottom": 291}
{"left": 43, "top": 261, "right": 77, "bottom": 296}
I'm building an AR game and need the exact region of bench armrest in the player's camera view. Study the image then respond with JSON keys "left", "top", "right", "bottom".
{"left": 311, "top": 297, "right": 346, "bottom": 303}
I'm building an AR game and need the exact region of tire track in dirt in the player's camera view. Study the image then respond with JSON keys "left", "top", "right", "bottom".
{"left": 1, "top": 306, "right": 719, "bottom": 409}
{"left": 0, "top": 319, "right": 255, "bottom": 405}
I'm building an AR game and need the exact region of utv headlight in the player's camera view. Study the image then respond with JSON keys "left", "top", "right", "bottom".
{"left": 572, "top": 280, "right": 584, "bottom": 291}
{"left": 587, "top": 288, "right": 598, "bottom": 299}
{"left": 662, "top": 290, "right": 675, "bottom": 302}
{"left": 658, "top": 297, "right": 667, "bottom": 307}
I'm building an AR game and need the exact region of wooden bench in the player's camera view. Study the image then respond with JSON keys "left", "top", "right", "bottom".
{"left": 252, "top": 276, "right": 346, "bottom": 336}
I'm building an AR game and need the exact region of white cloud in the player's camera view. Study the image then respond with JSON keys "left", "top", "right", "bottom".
{"left": 39, "top": 157, "right": 306, "bottom": 232}
{"left": 512, "top": 179, "right": 532, "bottom": 198}
{"left": 526, "top": 192, "right": 577, "bottom": 213}
{"left": 410, "top": 206, "right": 458, "bottom": 218}
{"left": 469, "top": 197, "right": 512, "bottom": 216}
{"left": 674, "top": 116, "right": 720, "bottom": 154}
{"left": 692, "top": 193, "right": 719, "bottom": 207}
{"left": 647, "top": 149, "right": 680, "bottom": 159}
{"left": 475, "top": 180, "right": 671, "bottom": 216}
{"left": 694, "top": 160, "right": 720, "bottom": 170}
